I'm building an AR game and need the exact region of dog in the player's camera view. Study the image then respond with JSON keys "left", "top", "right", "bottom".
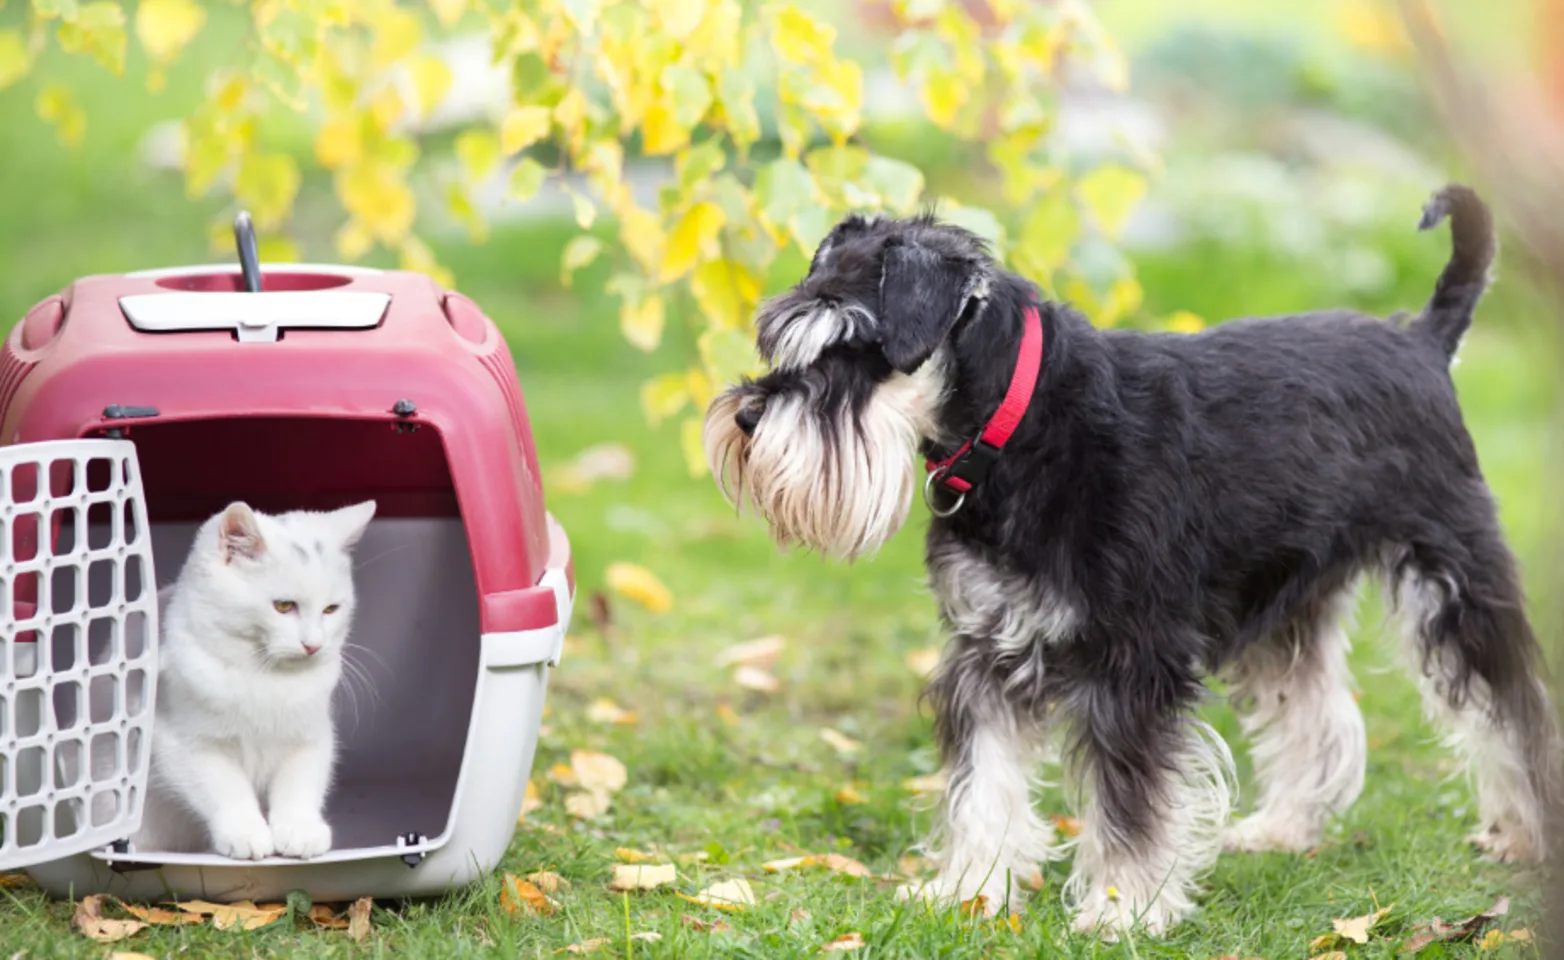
{"left": 702, "top": 184, "right": 1561, "bottom": 936}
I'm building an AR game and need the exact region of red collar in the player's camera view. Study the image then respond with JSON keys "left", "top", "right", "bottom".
{"left": 923, "top": 303, "right": 1044, "bottom": 515}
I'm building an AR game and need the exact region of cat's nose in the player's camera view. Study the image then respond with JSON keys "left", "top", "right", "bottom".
{"left": 302, "top": 641, "right": 322, "bottom": 656}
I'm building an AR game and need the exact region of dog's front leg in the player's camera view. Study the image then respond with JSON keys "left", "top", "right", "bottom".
{"left": 901, "top": 649, "right": 1056, "bottom": 915}
{"left": 1063, "top": 673, "right": 1235, "bottom": 938}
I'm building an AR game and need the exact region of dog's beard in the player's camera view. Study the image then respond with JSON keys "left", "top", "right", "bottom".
{"left": 705, "top": 361, "right": 944, "bottom": 560}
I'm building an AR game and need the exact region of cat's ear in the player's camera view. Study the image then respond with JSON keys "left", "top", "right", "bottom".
{"left": 218, "top": 502, "right": 266, "bottom": 564}
{"left": 330, "top": 500, "right": 377, "bottom": 550}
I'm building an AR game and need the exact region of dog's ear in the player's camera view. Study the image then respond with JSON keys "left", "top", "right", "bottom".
{"left": 877, "top": 241, "right": 981, "bottom": 373}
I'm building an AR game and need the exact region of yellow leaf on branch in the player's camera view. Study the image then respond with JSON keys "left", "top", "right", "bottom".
{"left": 56, "top": 1, "right": 126, "bottom": 75}
{"left": 660, "top": 202, "right": 726, "bottom": 282}
{"left": 135, "top": 0, "right": 205, "bottom": 65}
{"left": 501, "top": 105, "right": 552, "bottom": 155}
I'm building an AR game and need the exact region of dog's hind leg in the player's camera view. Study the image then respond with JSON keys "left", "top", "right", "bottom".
{"left": 1223, "top": 587, "right": 1367, "bottom": 853}
{"left": 1390, "top": 531, "right": 1562, "bottom": 863}
{"left": 901, "top": 645, "right": 1056, "bottom": 915}
{"left": 1063, "top": 652, "right": 1235, "bottom": 937}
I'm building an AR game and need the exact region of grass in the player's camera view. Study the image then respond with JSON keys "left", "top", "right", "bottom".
{"left": 1, "top": 11, "right": 1560, "bottom": 960}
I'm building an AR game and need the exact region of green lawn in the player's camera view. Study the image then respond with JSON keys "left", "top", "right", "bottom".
{"left": 1, "top": 14, "right": 1559, "bottom": 960}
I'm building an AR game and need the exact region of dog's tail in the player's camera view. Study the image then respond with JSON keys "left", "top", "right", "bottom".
{"left": 1410, "top": 183, "right": 1496, "bottom": 360}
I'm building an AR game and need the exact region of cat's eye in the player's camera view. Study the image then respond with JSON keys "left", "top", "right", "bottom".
{"left": 273, "top": 600, "right": 298, "bottom": 613}
{"left": 324, "top": 604, "right": 341, "bottom": 615}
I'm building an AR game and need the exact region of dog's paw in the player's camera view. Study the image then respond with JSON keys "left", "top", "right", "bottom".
{"left": 271, "top": 814, "right": 333, "bottom": 859}
{"left": 211, "top": 819, "right": 275, "bottom": 860}
{"left": 896, "top": 873, "right": 1023, "bottom": 917}
{"left": 1468, "top": 824, "right": 1542, "bottom": 864}
{"left": 1223, "top": 812, "right": 1320, "bottom": 854}
{"left": 1070, "top": 887, "right": 1178, "bottom": 940}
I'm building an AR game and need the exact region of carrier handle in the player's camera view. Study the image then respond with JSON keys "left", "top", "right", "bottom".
{"left": 234, "top": 210, "right": 263, "bottom": 293}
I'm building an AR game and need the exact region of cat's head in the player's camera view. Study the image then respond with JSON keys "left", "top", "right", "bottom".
{"left": 189, "top": 500, "right": 377, "bottom": 667}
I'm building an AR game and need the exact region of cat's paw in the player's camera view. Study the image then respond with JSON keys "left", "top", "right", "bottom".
{"left": 271, "top": 814, "right": 333, "bottom": 859}
{"left": 211, "top": 820, "right": 275, "bottom": 860}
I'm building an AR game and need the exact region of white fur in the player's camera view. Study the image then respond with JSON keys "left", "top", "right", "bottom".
{"left": 1066, "top": 721, "right": 1234, "bottom": 937}
{"left": 1223, "top": 592, "right": 1367, "bottom": 853}
{"left": 1391, "top": 570, "right": 1547, "bottom": 862}
{"left": 705, "top": 356, "right": 946, "bottom": 560}
{"left": 132, "top": 501, "right": 376, "bottom": 860}
{"left": 764, "top": 303, "right": 877, "bottom": 372}
{"left": 931, "top": 547, "right": 1080, "bottom": 653}
{"left": 899, "top": 713, "right": 1057, "bottom": 913}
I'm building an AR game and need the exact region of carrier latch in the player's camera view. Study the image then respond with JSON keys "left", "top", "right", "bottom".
{"left": 396, "top": 831, "right": 427, "bottom": 868}
{"left": 103, "top": 838, "right": 160, "bottom": 874}
{"left": 101, "top": 404, "right": 160, "bottom": 438}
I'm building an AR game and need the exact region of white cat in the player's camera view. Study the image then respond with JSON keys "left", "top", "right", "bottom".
{"left": 132, "top": 500, "right": 376, "bottom": 860}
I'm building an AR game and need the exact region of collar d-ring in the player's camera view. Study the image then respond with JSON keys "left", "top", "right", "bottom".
{"left": 923, "top": 468, "right": 966, "bottom": 518}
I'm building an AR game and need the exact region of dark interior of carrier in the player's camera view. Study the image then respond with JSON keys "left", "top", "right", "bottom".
{"left": 76, "top": 417, "right": 479, "bottom": 859}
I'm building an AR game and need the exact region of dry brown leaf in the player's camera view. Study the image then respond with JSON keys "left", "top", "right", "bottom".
{"left": 762, "top": 853, "right": 870, "bottom": 878}
{"left": 501, "top": 874, "right": 558, "bottom": 916}
{"left": 108, "top": 953, "right": 157, "bottom": 960}
{"left": 1510, "top": 928, "right": 1533, "bottom": 942}
{"left": 902, "top": 773, "right": 947, "bottom": 795}
{"left": 716, "top": 635, "right": 787, "bottom": 669}
{"left": 791, "top": 908, "right": 812, "bottom": 924}
{"left": 821, "top": 931, "right": 866, "bottom": 951}
{"left": 1309, "top": 953, "right": 1348, "bottom": 960}
{"left": 1020, "top": 869, "right": 1046, "bottom": 891}
{"left": 960, "top": 896, "right": 989, "bottom": 919}
{"left": 0, "top": 872, "right": 34, "bottom": 888}
{"left": 834, "top": 784, "right": 867, "bottom": 804}
{"left": 518, "top": 779, "right": 543, "bottom": 822}
{"left": 1049, "top": 814, "right": 1084, "bottom": 838}
{"left": 116, "top": 900, "right": 204, "bottom": 926}
{"left": 820, "top": 728, "right": 863, "bottom": 755}
{"left": 682, "top": 913, "right": 733, "bottom": 933}
{"left": 733, "top": 665, "right": 780, "bottom": 692}
{"left": 608, "top": 863, "right": 677, "bottom": 892}
{"left": 572, "top": 749, "right": 628, "bottom": 794}
{"left": 1402, "top": 896, "right": 1513, "bottom": 954}
{"left": 566, "top": 789, "right": 613, "bottom": 820}
{"left": 680, "top": 878, "right": 756, "bottom": 911}
{"left": 73, "top": 895, "right": 147, "bottom": 943}
{"left": 347, "top": 897, "right": 373, "bottom": 942}
{"left": 169, "top": 899, "right": 287, "bottom": 931}
{"left": 308, "top": 904, "right": 350, "bottom": 930}
{"left": 563, "top": 939, "right": 611, "bottom": 954}
{"left": 905, "top": 648, "right": 940, "bottom": 677}
{"left": 528, "top": 871, "right": 571, "bottom": 893}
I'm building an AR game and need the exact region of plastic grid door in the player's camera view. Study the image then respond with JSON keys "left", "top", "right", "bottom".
{"left": 0, "top": 439, "right": 158, "bottom": 870}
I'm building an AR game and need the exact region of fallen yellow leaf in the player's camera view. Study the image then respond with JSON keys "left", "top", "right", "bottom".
{"left": 547, "top": 762, "right": 579, "bottom": 787}
{"left": 74, "top": 895, "right": 146, "bottom": 943}
{"left": 564, "top": 938, "right": 611, "bottom": 954}
{"left": 605, "top": 562, "right": 672, "bottom": 613}
{"left": 518, "top": 779, "right": 543, "bottom": 822}
{"left": 529, "top": 871, "right": 571, "bottom": 893}
{"left": 715, "top": 635, "right": 786, "bottom": 669}
{"left": 835, "top": 784, "right": 867, "bottom": 805}
{"left": 308, "top": 904, "right": 350, "bottom": 930}
{"left": 1510, "top": 928, "right": 1533, "bottom": 942}
{"left": 608, "top": 863, "right": 678, "bottom": 892}
{"left": 762, "top": 853, "right": 870, "bottom": 878}
{"left": 1478, "top": 929, "right": 1508, "bottom": 950}
{"left": 117, "top": 900, "right": 203, "bottom": 926}
{"left": 677, "top": 850, "right": 712, "bottom": 864}
{"left": 820, "top": 728, "right": 863, "bottom": 755}
{"left": 108, "top": 953, "right": 157, "bottom": 960}
{"left": 501, "top": 874, "right": 558, "bottom": 916}
{"left": 820, "top": 931, "right": 866, "bottom": 952}
{"left": 1309, "top": 953, "right": 1348, "bottom": 960}
{"left": 169, "top": 899, "right": 287, "bottom": 931}
{"left": 0, "top": 872, "right": 34, "bottom": 888}
{"left": 616, "top": 847, "right": 657, "bottom": 863}
{"left": 682, "top": 913, "right": 733, "bottom": 933}
{"left": 572, "top": 749, "right": 628, "bottom": 794}
{"left": 902, "top": 773, "right": 947, "bottom": 795}
{"left": 733, "top": 665, "right": 780, "bottom": 692}
{"left": 904, "top": 648, "right": 940, "bottom": 677}
{"left": 586, "top": 698, "right": 639, "bottom": 725}
{"left": 565, "top": 789, "right": 612, "bottom": 820}
{"left": 680, "top": 878, "right": 756, "bottom": 911}
{"left": 1331, "top": 904, "right": 1394, "bottom": 945}
{"left": 348, "top": 897, "right": 373, "bottom": 942}
{"left": 995, "top": 913, "right": 1023, "bottom": 933}
{"left": 716, "top": 703, "right": 742, "bottom": 726}
{"left": 632, "top": 931, "right": 663, "bottom": 942}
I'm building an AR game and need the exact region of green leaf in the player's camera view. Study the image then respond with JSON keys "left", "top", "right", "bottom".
{"left": 789, "top": 205, "right": 832, "bottom": 256}
{"left": 661, "top": 63, "right": 713, "bottom": 128}
{"left": 560, "top": 235, "right": 604, "bottom": 287}
{"left": 31, "top": 0, "right": 80, "bottom": 20}
{"left": 455, "top": 129, "right": 501, "bottom": 181}
{"left": 1076, "top": 165, "right": 1146, "bottom": 240}
{"left": 699, "top": 327, "right": 761, "bottom": 388}
{"left": 55, "top": 0, "right": 126, "bottom": 74}
{"left": 509, "top": 157, "right": 547, "bottom": 202}
{"left": 754, "top": 158, "right": 815, "bottom": 228}
{"left": 640, "top": 373, "right": 691, "bottom": 424}
{"left": 939, "top": 202, "right": 1007, "bottom": 259}
{"left": 676, "top": 140, "right": 727, "bottom": 194}
{"left": 234, "top": 152, "right": 302, "bottom": 231}
{"left": 861, "top": 155, "right": 924, "bottom": 214}
{"left": 1016, "top": 188, "right": 1078, "bottom": 278}
{"left": 716, "top": 70, "right": 760, "bottom": 150}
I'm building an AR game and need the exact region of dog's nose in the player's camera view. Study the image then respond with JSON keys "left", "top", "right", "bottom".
{"left": 735, "top": 403, "right": 764, "bottom": 437}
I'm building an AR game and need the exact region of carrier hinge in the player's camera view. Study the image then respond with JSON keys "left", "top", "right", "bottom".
{"left": 397, "top": 831, "right": 427, "bottom": 868}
